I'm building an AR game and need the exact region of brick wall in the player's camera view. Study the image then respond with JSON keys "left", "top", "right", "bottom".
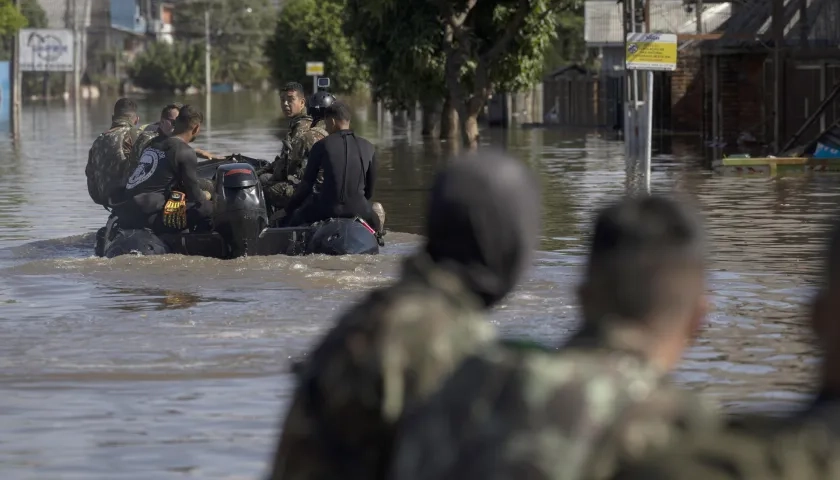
{"left": 671, "top": 49, "right": 704, "bottom": 133}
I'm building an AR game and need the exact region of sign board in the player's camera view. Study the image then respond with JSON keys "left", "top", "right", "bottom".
{"left": 0, "top": 61, "right": 8, "bottom": 123}
{"left": 110, "top": 0, "right": 146, "bottom": 33}
{"left": 625, "top": 33, "right": 677, "bottom": 71}
{"left": 306, "top": 61, "right": 324, "bottom": 76}
{"left": 19, "top": 29, "right": 74, "bottom": 72}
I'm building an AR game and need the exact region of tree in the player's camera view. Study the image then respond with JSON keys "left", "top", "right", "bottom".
{"left": 265, "top": 0, "right": 367, "bottom": 95}
{"left": 345, "top": 0, "right": 445, "bottom": 134}
{"left": 439, "top": 0, "right": 573, "bottom": 146}
{"left": 173, "top": 0, "right": 275, "bottom": 88}
{"left": 127, "top": 42, "right": 218, "bottom": 92}
{"left": 543, "top": 7, "right": 587, "bottom": 73}
{"left": 346, "top": 0, "right": 574, "bottom": 145}
{"left": 0, "top": 0, "right": 25, "bottom": 37}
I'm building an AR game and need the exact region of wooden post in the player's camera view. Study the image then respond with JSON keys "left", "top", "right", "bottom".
{"left": 772, "top": 0, "right": 785, "bottom": 151}
{"left": 10, "top": 0, "right": 21, "bottom": 137}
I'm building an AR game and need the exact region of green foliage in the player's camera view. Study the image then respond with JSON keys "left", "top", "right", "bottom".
{"left": 173, "top": 0, "right": 275, "bottom": 88}
{"left": 457, "top": 0, "right": 563, "bottom": 93}
{"left": 265, "top": 0, "right": 367, "bottom": 95}
{"left": 127, "top": 42, "right": 218, "bottom": 92}
{"left": 346, "top": 0, "right": 575, "bottom": 111}
{"left": 0, "top": 0, "right": 26, "bottom": 37}
{"left": 345, "top": 0, "right": 444, "bottom": 110}
{"left": 543, "top": 7, "right": 587, "bottom": 73}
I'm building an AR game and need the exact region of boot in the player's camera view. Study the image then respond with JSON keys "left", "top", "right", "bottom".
{"left": 372, "top": 202, "right": 386, "bottom": 231}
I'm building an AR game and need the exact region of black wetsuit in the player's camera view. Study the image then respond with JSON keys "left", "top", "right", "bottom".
{"left": 112, "top": 135, "right": 213, "bottom": 232}
{"left": 283, "top": 129, "right": 380, "bottom": 231}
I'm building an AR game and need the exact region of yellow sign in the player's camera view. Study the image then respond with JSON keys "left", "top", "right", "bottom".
{"left": 306, "top": 61, "right": 324, "bottom": 76}
{"left": 625, "top": 33, "right": 677, "bottom": 71}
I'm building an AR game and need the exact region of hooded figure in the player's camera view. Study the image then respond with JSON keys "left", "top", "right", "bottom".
{"left": 425, "top": 150, "right": 542, "bottom": 306}
{"left": 268, "top": 150, "right": 542, "bottom": 480}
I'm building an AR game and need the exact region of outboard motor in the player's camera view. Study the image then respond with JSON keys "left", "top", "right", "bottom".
{"left": 213, "top": 163, "right": 269, "bottom": 258}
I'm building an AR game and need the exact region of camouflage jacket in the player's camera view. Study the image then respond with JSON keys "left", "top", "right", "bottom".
{"left": 608, "top": 399, "right": 840, "bottom": 480}
{"left": 85, "top": 117, "right": 140, "bottom": 206}
{"left": 267, "top": 252, "right": 497, "bottom": 480}
{"left": 272, "top": 114, "right": 328, "bottom": 185}
{"left": 388, "top": 324, "right": 721, "bottom": 480}
{"left": 608, "top": 419, "right": 840, "bottom": 480}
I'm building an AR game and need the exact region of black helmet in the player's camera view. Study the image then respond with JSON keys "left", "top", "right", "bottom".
{"left": 309, "top": 91, "right": 336, "bottom": 123}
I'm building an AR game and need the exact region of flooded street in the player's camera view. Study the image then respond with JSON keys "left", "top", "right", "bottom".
{"left": 0, "top": 93, "right": 836, "bottom": 478}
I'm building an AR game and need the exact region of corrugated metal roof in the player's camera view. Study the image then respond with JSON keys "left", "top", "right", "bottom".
{"left": 585, "top": 0, "right": 732, "bottom": 45}
{"left": 703, "top": 0, "right": 840, "bottom": 51}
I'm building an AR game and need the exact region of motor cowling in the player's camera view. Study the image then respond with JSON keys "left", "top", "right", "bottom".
{"left": 213, "top": 163, "right": 268, "bottom": 258}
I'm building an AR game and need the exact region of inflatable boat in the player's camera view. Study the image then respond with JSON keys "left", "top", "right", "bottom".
{"left": 94, "top": 155, "right": 381, "bottom": 259}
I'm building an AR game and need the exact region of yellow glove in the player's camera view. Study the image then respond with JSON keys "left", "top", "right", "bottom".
{"left": 162, "top": 191, "right": 187, "bottom": 230}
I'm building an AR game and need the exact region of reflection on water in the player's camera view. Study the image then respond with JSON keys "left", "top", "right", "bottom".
{"left": 0, "top": 93, "right": 838, "bottom": 478}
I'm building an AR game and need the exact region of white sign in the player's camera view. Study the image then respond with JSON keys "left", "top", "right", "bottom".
{"left": 306, "top": 61, "right": 324, "bottom": 76}
{"left": 625, "top": 32, "right": 678, "bottom": 72}
{"left": 19, "top": 29, "right": 74, "bottom": 72}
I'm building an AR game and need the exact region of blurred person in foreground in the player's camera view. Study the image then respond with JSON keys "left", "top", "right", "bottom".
{"left": 266, "top": 150, "right": 541, "bottom": 480}
{"left": 608, "top": 216, "right": 840, "bottom": 480}
{"left": 388, "top": 194, "right": 721, "bottom": 480}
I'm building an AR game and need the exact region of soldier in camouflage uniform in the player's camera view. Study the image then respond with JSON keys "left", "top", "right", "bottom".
{"left": 85, "top": 98, "right": 140, "bottom": 207}
{"left": 388, "top": 195, "right": 721, "bottom": 480}
{"left": 266, "top": 151, "right": 542, "bottom": 480}
{"left": 258, "top": 82, "right": 329, "bottom": 212}
{"left": 606, "top": 216, "right": 840, "bottom": 480}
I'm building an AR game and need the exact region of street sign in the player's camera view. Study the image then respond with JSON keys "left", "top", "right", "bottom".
{"left": 625, "top": 33, "right": 677, "bottom": 72}
{"left": 306, "top": 61, "right": 324, "bottom": 76}
{"left": 19, "top": 29, "right": 74, "bottom": 72}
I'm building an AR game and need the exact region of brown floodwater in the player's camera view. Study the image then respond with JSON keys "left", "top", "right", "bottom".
{"left": 0, "top": 92, "right": 834, "bottom": 479}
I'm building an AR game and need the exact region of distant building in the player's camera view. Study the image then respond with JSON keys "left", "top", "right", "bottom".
{"left": 583, "top": 0, "right": 731, "bottom": 132}
{"left": 35, "top": 0, "right": 175, "bottom": 84}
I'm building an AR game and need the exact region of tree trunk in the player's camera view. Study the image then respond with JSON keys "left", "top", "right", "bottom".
{"left": 461, "top": 112, "right": 480, "bottom": 148}
{"left": 440, "top": 97, "right": 459, "bottom": 139}
{"left": 421, "top": 98, "right": 441, "bottom": 137}
{"left": 457, "top": 96, "right": 484, "bottom": 148}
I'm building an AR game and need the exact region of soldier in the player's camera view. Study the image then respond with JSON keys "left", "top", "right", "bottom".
{"left": 266, "top": 150, "right": 541, "bottom": 480}
{"left": 388, "top": 194, "right": 721, "bottom": 480}
{"left": 85, "top": 98, "right": 140, "bottom": 207}
{"left": 258, "top": 82, "right": 329, "bottom": 214}
{"left": 607, "top": 215, "right": 840, "bottom": 480}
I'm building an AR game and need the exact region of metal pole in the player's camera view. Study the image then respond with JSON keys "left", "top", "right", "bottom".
{"left": 204, "top": 8, "right": 211, "bottom": 123}
{"left": 73, "top": 0, "right": 80, "bottom": 103}
{"left": 772, "top": 0, "right": 784, "bottom": 151}
{"left": 644, "top": 70, "right": 653, "bottom": 193}
{"left": 312, "top": 75, "right": 317, "bottom": 96}
{"left": 10, "top": 0, "right": 21, "bottom": 138}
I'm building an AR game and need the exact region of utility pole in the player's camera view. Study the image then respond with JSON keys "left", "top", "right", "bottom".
{"left": 72, "top": 0, "right": 80, "bottom": 102}
{"left": 695, "top": 0, "right": 702, "bottom": 34}
{"left": 204, "top": 8, "right": 211, "bottom": 123}
{"left": 10, "top": 0, "right": 21, "bottom": 138}
{"left": 772, "top": 0, "right": 785, "bottom": 152}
